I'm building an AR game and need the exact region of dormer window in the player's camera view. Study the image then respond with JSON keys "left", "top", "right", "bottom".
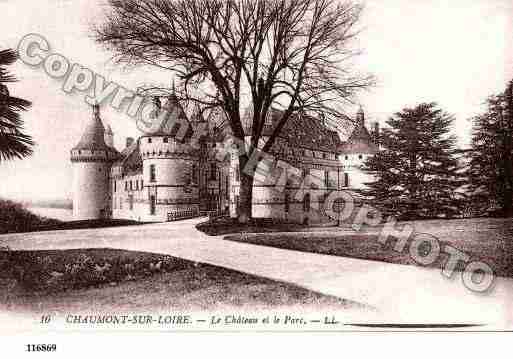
{"left": 148, "top": 138, "right": 152, "bottom": 144}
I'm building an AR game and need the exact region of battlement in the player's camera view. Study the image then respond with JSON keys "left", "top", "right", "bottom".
{"left": 70, "top": 149, "right": 119, "bottom": 163}
{"left": 139, "top": 136, "right": 200, "bottom": 160}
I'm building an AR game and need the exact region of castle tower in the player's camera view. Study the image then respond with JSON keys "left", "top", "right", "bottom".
{"left": 70, "top": 104, "right": 119, "bottom": 220}
{"left": 338, "top": 106, "right": 378, "bottom": 189}
{"left": 138, "top": 94, "right": 201, "bottom": 221}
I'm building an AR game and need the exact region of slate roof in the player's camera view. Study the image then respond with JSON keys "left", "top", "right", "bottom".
{"left": 338, "top": 108, "right": 378, "bottom": 155}
{"left": 139, "top": 94, "right": 190, "bottom": 138}
{"left": 113, "top": 140, "right": 142, "bottom": 175}
{"left": 241, "top": 107, "right": 342, "bottom": 153}
{"left": 114, "top": 93, "right": 201, "bottom": 176}
{"left": 72, "top": 105, "right": 120, "bottom": 157}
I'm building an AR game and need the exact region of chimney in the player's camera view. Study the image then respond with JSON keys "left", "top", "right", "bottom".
{"left": 126, "top": 137, "right": 134, "bottom": 148}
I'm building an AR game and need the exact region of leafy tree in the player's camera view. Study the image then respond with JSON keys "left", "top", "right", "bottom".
{"left": 94, "top": 0, "right": 373, "bottom": 222}
{"left": 0, "top": 49, "right": 33, "bottom": 162}
{"left": 361, "top": 102, "right": 465, "bottom": 220}
{"left": 467, "top": 81, "right": 513, "bottom": 217}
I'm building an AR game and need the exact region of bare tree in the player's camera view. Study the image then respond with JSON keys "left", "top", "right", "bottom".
{"left": 95, "top": 0, "right": 373, "bottom": 222}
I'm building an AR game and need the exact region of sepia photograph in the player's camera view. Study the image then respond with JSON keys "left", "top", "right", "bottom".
{"left": 0, "top": 0, "right": 512, "bottom": 355}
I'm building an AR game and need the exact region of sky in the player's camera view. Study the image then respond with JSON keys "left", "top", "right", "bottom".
{"left": 0, "top": 0, "right": 512, "bottom": 201}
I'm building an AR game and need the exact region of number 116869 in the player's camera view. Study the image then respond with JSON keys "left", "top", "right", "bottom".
{"left": 26, "top": 344, "right": 57, "bottom": 352}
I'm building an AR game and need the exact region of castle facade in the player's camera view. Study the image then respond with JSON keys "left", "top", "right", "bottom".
{"left": 70, "top": 95, "right": 378, "bottom": 224}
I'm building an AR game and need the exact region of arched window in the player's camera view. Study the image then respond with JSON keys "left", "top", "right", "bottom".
{"left": 344, "top": 173, "right": 349, "bottom": 187}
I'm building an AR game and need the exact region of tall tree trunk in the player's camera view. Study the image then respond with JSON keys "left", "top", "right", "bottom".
{"left": 238, "top": 159, "right": 254, "bottom": 224}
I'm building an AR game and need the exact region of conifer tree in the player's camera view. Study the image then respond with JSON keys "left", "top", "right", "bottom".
{"left": 467, "top": 81, "right": 513, "bottom": 217}
{"left": 361, "top": 102, "right": 464, "bottom": 220}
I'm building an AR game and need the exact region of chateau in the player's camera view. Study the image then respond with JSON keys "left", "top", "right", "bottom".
{"left": 70, "top": 93, "right": 378, "bottom": 224}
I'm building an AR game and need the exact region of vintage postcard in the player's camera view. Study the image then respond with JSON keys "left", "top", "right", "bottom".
{"left": 0, "top": 0, "right": 512, "bottom": 355}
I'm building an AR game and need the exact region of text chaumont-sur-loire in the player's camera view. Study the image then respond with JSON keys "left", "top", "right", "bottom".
{"left": 65, "top": 314, "right": 192, "bottom": 325}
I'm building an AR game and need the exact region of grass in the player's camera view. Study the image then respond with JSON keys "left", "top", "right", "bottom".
{"left": 0, "top": 198, "right": 145, "bottom": 234}
{"left": 33, "top": 219, "right": 145, "bottom": 232}
{"left": 0, "top": 248, "right": 361, "bottom": 313}
{"left": 224, "top": 229, "right": 513, "bottom": 278}
{"left": 196, "top": 216, "right": 318, "bottom": 236}
{"left": 0, "top": 199, "right": 61, "bottom": 234}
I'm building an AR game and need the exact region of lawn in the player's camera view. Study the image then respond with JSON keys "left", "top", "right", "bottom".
{"left": 196, "top": 216, "right": 333, "bottom": 236}
{"left": 0, "top": 198, "right": 145, "bottom": 234}
{"left": 0, "top": 248, "right": 361, "bottom": 313}
{"left": 224, "top": 218, "right": 513, "bottom": 278}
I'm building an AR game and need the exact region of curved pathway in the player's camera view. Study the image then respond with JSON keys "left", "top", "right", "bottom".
{"left": 1, "top": 218, "right": 513, "bottom": 328}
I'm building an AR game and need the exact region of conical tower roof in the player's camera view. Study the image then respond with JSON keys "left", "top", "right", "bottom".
{"left": 143, "top": 90, "right": 190, "bottom": 137}
{"left": 339, "top": 107, "right": 378, "bottom": 154}
{"left": 72, "top": 104, "right": 118, "bottom": 155}
{"left": 163, "top": 89, "right": 188, "bottom": 122}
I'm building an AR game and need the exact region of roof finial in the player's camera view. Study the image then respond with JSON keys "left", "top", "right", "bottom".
{"left": 92, "top": 101, "right": 100, "bottom": 118}
{"left": 357, "top": 104, "right": 365, "bottom": 126}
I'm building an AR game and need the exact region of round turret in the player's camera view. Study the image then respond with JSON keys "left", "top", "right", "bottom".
{"left": 339, "top": 107, "right": 378, "bottom": 189}
{"left": 139, "top": 95, "right": 200, "bottom": 220}
{"left": 70, "top": 104, "right": 119, "bottom": 220}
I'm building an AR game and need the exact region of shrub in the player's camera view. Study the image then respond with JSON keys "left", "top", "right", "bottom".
{"left": 0, "top": 199, "right": 60, "bottom": 234}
